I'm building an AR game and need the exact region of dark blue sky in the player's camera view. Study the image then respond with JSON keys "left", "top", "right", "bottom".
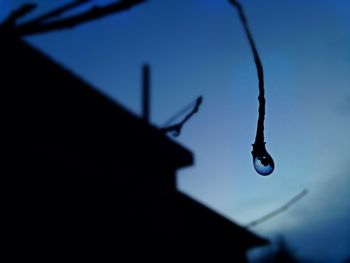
{"left": 2, "top": 0, "right": 350, "bottom": 261}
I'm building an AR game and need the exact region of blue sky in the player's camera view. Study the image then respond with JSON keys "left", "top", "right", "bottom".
{"left": 2, "top": 0, "right": 350, "bottom": 261}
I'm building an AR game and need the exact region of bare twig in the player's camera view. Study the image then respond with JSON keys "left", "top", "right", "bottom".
{"left": 246, "top": 189, "right": 308, "bottom": 228}
{"left": 23, "top": 0, "right": 91, "bottom": 27}
{"left": 1, "top": 3, "right": 37, "bottom": 28}
{"left": 229, "top": 0, "right": 275, "bottom": 175}
{"left": 229, "top": 0, "right": 265, "bottom": 145}
{"left": 161, "top": 96, "right": 203, "bottom": 137}
{"left": 15, "top": 0, "right": 147, "bottom": 36}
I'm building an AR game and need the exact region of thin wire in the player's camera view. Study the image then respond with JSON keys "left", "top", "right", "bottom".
{"left": 246, "top": 189, "right": 308, "bottom": 228}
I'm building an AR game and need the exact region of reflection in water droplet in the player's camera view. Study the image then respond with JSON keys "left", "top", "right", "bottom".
{"left": 169, "top": 129, "right": 180, "bottom": 137}
{"left": 252, "top": 142, "right": 275, "bottom": 176}
{"left": 253, "top": 154, "right": 274, "bottom": 176}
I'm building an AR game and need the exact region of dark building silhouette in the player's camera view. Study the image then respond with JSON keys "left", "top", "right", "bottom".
{"left": 1, "top": 31, "right": 268, "bottom": 261}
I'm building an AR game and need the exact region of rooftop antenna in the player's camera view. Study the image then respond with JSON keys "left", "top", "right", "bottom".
{"left": 142, "top": 64, "right": 151, "bottom": 124}
{"left": 161, "top": 96, "right": 203, "bottom": 137}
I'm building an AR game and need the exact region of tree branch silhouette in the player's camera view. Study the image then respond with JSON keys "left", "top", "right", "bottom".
{"left": 1, "top": 3, "right": 37, "bottom": 28}
{"left": 229, "top": 0, "right": 265, "bottom": 145}
{"left": 22, "top": 0, "right": 91, "bottom": 27}
{"left": 246, "top": 189, "right": 308, "bottom": 228}
{"left": 161, "top": 96, "right": 203, "bottom": 137}
{"left": 229, "top": 0, "right": 275, "bottom": 175}
{"left": 14, "top": 0, "right": 147, "bottom": 36}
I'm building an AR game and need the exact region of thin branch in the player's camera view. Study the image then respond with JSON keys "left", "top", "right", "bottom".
{"left": 1, "top": 3, "right": 37, "bottom": 28}
{"left": 246, "top": 189, "right": 308, "bottom": 228}
{"left": 15, "top": 0, "right": 147, "bottom": 36}
{"left": 161, "top": 96, "right": 203, "bottom": 137}
{"left": 23, "top": 0, "right": 91, "bottom": 27}
{"left": 229, "top": 0, "right": 265, "bottom": 145}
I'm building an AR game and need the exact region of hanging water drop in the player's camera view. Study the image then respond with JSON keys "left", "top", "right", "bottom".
{"left": 169, "top": 128, "right": 180, "bottom": 137}
{"left": 253, "top": 154, "right": 274, "bottom": 176}
{"left": 252, "top": 143, "right": 275, "bottom": 176}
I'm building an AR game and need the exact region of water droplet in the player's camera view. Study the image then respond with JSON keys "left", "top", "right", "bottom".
{"left": 169, "top": 129, "right": 180, "bottom": 137}
{"left": 252, "top": 143, "right": 275, "bottom": 176}
{"left": 253, "top": 154, "right": 274, "bottom": 176}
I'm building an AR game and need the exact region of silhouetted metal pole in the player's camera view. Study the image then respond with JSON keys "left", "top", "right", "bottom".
{"left": 142, "top": 64, "right": 150, "bottom": 123}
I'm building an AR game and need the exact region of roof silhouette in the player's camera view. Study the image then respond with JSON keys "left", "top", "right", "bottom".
{"left": 1, "top": 30, "right": 268, "bottom": 262}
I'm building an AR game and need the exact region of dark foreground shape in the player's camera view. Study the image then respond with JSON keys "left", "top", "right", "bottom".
{"left": 1, "top": 31, "right": 268, "bottom": 261}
